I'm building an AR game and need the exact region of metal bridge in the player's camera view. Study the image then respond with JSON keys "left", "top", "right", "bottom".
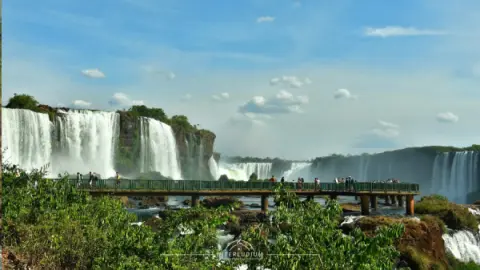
{"left": 71, "top": 179, "right": 420, "bottom": 215}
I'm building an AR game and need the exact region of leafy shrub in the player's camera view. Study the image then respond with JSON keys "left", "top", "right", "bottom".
{"left": 416, "top": 195, "right": 478, "bottom": 231}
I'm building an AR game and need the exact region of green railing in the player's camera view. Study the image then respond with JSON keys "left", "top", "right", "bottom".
{"left": 69, "top": 179, "right": 420, "bottom": 193}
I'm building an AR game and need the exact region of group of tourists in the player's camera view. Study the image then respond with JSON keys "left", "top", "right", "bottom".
{"left": 75, "top": 171, "right": 121, "bottom": 187}
{"left": 268, "top": 175, "right": 322, "bottom": 190}
{"left": 372, "top": 178, "right": 401, "bottom": 183}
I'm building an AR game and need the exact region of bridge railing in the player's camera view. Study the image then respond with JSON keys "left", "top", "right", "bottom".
{"left": 68, "top": 179, "right": 420, "bottom": 193}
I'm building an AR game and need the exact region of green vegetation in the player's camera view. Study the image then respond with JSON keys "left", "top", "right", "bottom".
{"left": 6, "top": 94, "right": 43, "bottom": 112}
{"left": 415, "top": 195, "right": 479, "bottom": 231}
{"left": 3, "top": 164, "right": 412, "bottom": 269}
{"left": 447, "top": 254, "right": 480, "bottom": 270}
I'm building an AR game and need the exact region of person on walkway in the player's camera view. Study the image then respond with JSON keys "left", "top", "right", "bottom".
{"left": 116, "top": 171, "right": 121, "bottom": 188}
{"left": 280, "top": 177, "right": 285, "bottom": 184}
{"left": 314, "top": 177, "right": 319, "bottom": 190}
{"left": 76, "top": 172, "right": 81, "bottom": 187}
{"left": 89, "top": 172, "right": 93, "bottom": 187}
{"left": 269, "top": 175, "right": 276, "bottom": 183}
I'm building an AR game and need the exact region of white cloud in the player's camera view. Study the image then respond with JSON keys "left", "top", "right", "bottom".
{"left": 364, "top": 26, "right": 446, "bottom": 38}
{"left": 181, "top": 94, "right": 192, "bottom": 101}
{"left": 238, "top": 90, "right": 308, "bottom": 116}
{"left": 436, "top": 112, "right": 459, "bottom": 123}
{"left": 108, "top": 92, "right": 144, "bottom": 107}
{"left": 372, "top": 120, "right": 400, "bottom": 138}
{"left": 142, "top": 66, "right": 176, "bottom": 80}
{"left": 81, "top": 68, "right": 106, "bottom": 78}
{"left": 333, "top": 88, "right": 357, "bottom": 99}
{"left": 72, "top": 100, "right": 92, "bottom": 108}
{"left": 270, "top": 76, "right": 311, "bottom": 88}
{"left": 212, "top": 92, "right": 230, "bottom": 101}
{"left": 256, "top": 16, "right": 275, "bottom": 23}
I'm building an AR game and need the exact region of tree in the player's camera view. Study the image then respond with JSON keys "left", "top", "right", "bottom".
{"left": 6, "top": 94, "right": 40, "bottom": 111}
{"left": 248, "top": 172, "right": 258, "bottom": 181}
{"left": 128, "top": 105, "right": 169, "bottom": 123}
{"left": 170, "top": 115, "right": 193, "bottom": 131}
{"left": 218, "top": 174, "right": 229, "bottom": 182}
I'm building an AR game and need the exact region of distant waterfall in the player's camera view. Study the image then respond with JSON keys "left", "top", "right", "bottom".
{"left": 282, "top": 162, "right": 312, "bottom": 180}
{"left": 139, "top": 117, "right": 182, "bottom": 179}
{"left": 52, "top": 110, "right": 120, "bottom": 178}
{"left": 430, "top": 151, "right": 480, "bottom": 203}
{"left": 215, "top": 162, "right": 272, "bottom": 181}
{"left": 2, "top": 108, "right": 52, "bottom": 171}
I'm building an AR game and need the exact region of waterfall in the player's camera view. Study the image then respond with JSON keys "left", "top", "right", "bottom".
{"left": 139, "top": 117, "right": 182, "bottom": 179}
{"left": 215, "top": 162, "right": 272, "bottom": 181}
{"left": 430, "top": 151, "right": 480, "bottom": 203}
{"left": 443, "top": 230, "right": 480, "bottom": 264}
{"left": 2, "top": 108, "right": 52, "bottom": 171}
{"left": 51, "top": 110, "right": 120, "bottom": 178}
{"left": 282, "top": 162, "right": 312, "bottom": 180}
{"left": 208, "top": 156, "right": 219, "bottom": 180}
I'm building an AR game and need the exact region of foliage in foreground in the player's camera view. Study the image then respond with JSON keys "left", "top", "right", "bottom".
{"left": 238, "top": 185, "right": 405, "bottom": 270}
{"left": 415, "top": 195, "right": 479, "bottom": 231}
{"left": 3, "top": 164, "right": 407, "bottom": 269}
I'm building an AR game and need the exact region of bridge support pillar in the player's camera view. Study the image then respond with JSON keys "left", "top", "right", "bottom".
{"left": 191, "top": 195, "right": 200, "bottom": 207}
{"left": 354, "top": 195, "right": 358, "bottom": 201}
{"left": 261, "top": 195, "right": 269, "bottom": 212}
{"left": 370, "top": 195, "right": 377, "bottom": 210}
{"left": 385, "top": 195, "right": 390, "bottom": 205}
{"left": 360, "top": 195, "right": 370, "bottom": 215}
{"left": 390, "top": 195, "right": 397, "bottom": 205}
{"left": 406, "top": 195, "right": 414, "bottom": 216}
{"left": 306, "top": 195, "right": 314, "bottom": 201}
{"left": 397, "top": 196, "right": 404, "bottom": 207}
{"left": 329, "top": 195, "right": 338, "bottom": 200}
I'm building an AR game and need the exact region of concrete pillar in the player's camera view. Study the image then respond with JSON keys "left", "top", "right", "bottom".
{"left": 370, "top": 195, "right": 377, "bottom": 210}
{"left": 360, "top": 195, "right": 370, "bottom": 215}
{"left": 385, "top": 195, "right": 390, "bottom": 205}
{"left": 390, "top": 195, "right": 397, "bottom": 205}
{"left": 261, "top": 195, "right": 269, "bottom": 212}
{"left": 329, "top": 194, "right": 338, "bottom": 200}
{"left": 354, "top": 195, "right": 358, "bottom": 201}
{"left": 406, "top": 195, "right": 414, "bottom": 216}
{"left": 191, "top": 195, "right": 200, "bottom": 207}
{"left": 397, "top": 196, "right": 404, "bottom": 207}
{"left": 306, "top": 195, "right": 314, "bottom": 201}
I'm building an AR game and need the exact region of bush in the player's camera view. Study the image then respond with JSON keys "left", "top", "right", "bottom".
{"left": 415, "top": 195, "right": 479, "bottom": 231}
{"left": 6, "top": 94, "right": 41, "bottom": 112}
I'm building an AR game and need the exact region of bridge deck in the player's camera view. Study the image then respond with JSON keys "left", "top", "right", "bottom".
{"left": 72, "top": 179, "right": 420, "bottom": 196}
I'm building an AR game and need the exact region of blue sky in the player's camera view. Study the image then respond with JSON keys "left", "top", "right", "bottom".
{"left": 3, "top": 0, "right": 480, "bottom": 159}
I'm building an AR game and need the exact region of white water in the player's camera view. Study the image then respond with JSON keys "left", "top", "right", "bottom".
{"left": 443, "top": 230, "right": 480, "bottom": 264}
{"left": 2, "top": 108, "right": 120, "bottom": 177}
{"left": 208, "top": 156, "right": 219, "bottom": 179}
{"left": 431, "top": 151, "right": 479, "bottom": 203}
{"left": 2, "top": 108, "right": 53, "bottom": 171}
{"left": 212, "top": 162, "right": 272, "bottom": 181}
{"left": 52, "top": 110, "right": 120, "bottom": 177}
{"left": 282, "top": 162, "right": 312, "bottom": 180}
{"left": 139, "top": 117, "right": 182, "bottom": 179}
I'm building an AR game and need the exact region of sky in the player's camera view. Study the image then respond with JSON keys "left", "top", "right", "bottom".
{"left": 3, "top": 0, "right": 480, "bottom": 160}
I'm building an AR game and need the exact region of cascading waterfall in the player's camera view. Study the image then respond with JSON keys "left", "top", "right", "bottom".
{"left": 214, "top": 162, "right": 272, "bottom": 181}
{"left": 312, "top": 150, "right": 480, "bottom": 204}
{"left": 139, "top": 117, "right": 182, "bottom": 179}
{"left": 430, "top": 151, "right": 480, "bottom": 203}
{"left": 51, "top": 110, "right": 120, "bottom": 178}
{"left": 208, "top": 156, "right": 219, "bottom": 180}
{"left": 2, "top": 108, "right": 52, "bottom": 171}
{"left": 443, "top": 229, "right": 480, "bottom": 264}
{"left": 282, "top": 162, "right": 312, "bottom": 180}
